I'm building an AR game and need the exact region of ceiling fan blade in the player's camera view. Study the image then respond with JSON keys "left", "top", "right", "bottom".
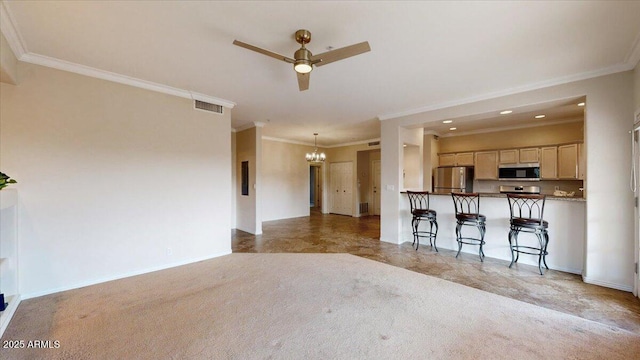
{"left": 233, "top": 40, "right": 295, "bottom": 64}
{"left": 311, "top": 41, "right": 370, "bottom": 67}
{"left": 297, "top": 72, "right": 310, "bottom": 91}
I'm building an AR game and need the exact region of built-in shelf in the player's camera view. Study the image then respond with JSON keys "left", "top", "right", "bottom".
{"left": 0, "top": 188, "right": 20, "bottom": 337}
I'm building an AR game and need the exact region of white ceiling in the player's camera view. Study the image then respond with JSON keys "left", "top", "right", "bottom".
{"left": 2, "top": 1, "right": 639, "bottom": 146}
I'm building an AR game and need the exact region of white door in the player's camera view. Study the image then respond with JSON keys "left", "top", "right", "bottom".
{"left": 372, "top": 160, "right": 381, "bottom": 215}
{"left": 330, "top": 162, "right": 353, "bottom": 216}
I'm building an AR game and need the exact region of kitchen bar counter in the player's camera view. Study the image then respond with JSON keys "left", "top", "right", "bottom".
{"left": 401, "top": 191, "right": 585, "bottom": 274}
{"left": 446, "top": 192, "right": 585, "bottom": 202}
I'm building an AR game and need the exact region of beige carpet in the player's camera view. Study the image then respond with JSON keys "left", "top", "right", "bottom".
{"left": 2, "top": 253, "right": 639, "bottom": 359}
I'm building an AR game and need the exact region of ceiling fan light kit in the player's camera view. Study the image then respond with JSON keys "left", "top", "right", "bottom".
{"left": 234, "top": 29, "right": 370, "bottom": 91}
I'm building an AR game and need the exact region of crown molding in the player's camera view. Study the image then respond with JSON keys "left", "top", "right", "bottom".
{"left": 436, "top": 117, "right": 583, "bottom": 138}
{"left": 0, "top": 0, "right": 236, "bottom": 109}
{"left": 20, "top": 53, "right": 236, "bottom": 108}
{"left": 379, "top": 63, "right": 633, "bottom": 122}
{"left": 625, "top": 31, "right": 640, "bottom": 69}
{"left": 325, "top": 138, "right": 381, "bottom": 148}
{"left": 262, "top": 136, "right": 315, "bottom": 147}
{"left": 261, "top": 136, "right": 381, "bottom": 149}
{"left": 0, "top": 1, "right": 26, "bottom": 58}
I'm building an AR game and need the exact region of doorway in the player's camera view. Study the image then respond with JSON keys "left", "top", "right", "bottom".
{"left": 310, "top": 165, "right": 322, "bottom": 210}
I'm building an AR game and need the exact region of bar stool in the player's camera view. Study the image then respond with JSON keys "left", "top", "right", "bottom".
{"left": 406, "top": 191, "right": 438, "bottom": 251}
{"left": 451, "top": 192, "right": 486, "bottom": 261}
{"left": 506, "top": 193, "right": 549, "bottom": 275}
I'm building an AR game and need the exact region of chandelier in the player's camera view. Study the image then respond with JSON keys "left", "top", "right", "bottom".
{"left": 306, "top": 133, "right": 326, "bottom": 163}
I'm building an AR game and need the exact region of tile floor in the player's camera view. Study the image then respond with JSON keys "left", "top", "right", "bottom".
{"left": 233, "top": 210, "right": 640, "bottom": 334}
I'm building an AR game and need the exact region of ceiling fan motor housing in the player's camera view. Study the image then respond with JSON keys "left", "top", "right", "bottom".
{"left": 294, "top": 47, "right": 313, "bottom": 73}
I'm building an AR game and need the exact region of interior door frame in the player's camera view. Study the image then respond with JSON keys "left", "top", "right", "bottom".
{"left": 634, "top": 108, "right": 640, "bottom": 298}
{"left": 309, "top": 164, "right": 322, "bottom": 209}
{"left": 371, "top": 159, "right": 381, "bottom": 216}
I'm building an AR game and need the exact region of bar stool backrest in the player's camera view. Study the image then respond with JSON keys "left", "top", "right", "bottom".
{"left": 406, "top": 191, "right": 431, "bottom": 212}
{"left": 451, "top": 192, "right": 480, "bottom": 215}
{"left": 506, "top": 194, "right": 546, "bottom": 225}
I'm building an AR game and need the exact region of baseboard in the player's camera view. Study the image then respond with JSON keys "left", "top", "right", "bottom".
{"left": 21, "top": 251, "right": 232, "bottom": 300}
{"left": 582, "top": 276, "right": 633, "bottom": 292}
{"left": 0, "top": 294, "right": 21, "bottom": 338}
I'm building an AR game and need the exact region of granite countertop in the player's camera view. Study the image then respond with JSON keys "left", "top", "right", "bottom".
{"left": 431, "top": 192, "right": 586, "bottom": 202}
{"left": 402, "top": 191, "right": 585, "bottom": 202}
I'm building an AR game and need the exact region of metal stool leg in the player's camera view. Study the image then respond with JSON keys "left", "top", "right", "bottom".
{"left": 455, "top": 222, "right": 463, "bottom": 258}
{"left": 508, "top": 229, "right": 517, "bottom": 268}
{"left": 542, "top": 231, "right": 550, "bottom": 269}
{"left": 432, "top": 219, "right": 438, "bottom": 252}
{"left": 478, "top": 223, "right": 486, "bottom": 262}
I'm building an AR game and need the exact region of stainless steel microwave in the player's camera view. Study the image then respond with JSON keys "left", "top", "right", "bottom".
{"left": 498, "top": 163, "right": 541, "bottom": 181}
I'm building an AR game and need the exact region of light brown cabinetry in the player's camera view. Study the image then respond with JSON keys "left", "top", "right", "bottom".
{"left": 519, "top": 148, "right": 539, "bottom": 163}
{"left": 475, "top": 151, "right": 498, "bottom": 180}
{"left": 499, "top": 148, "right": 539, "bottom": 164}
{"left": 439, "top": 154, "right": 455, "bottom": 167}
{"left": 578, "top": 143, "right": 585, "bottom": 180}
{"left": 499, "top": 149, "right": 518, "bottom": 164}
{"left": 439, "top": 152, "right": 474, "bottom": 167}
{"left": 558, "top": 144, "right": 579, "bottom": 179}
{"left": 540, "top": 147, "right": 558, "bottom": 179}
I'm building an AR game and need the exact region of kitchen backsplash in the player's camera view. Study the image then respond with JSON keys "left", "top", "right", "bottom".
{"left": 473, "top": 180, "right": 584, "bottom": 197}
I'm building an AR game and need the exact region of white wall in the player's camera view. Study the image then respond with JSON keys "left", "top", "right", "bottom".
{"left": 0, "top": 63, "right": 232, "bottom": 298}
{"left": 261, "top": 139, "right": 313, "bottom": 221}
{"left": 381, "top": 71, "right": 635, "bottom": 291}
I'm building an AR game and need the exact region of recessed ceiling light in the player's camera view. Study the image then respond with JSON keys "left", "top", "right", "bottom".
{"left": 403, "top": 144, "right": 407, "bottom": 147}
{"left": 535, "top": 114, "right": 546, "bottom": 119}
{"left": 449, "top": 127, "right": 457, "bottom": 131}
{"left": 578, "top": 102, "right": 585, "bottom": 107}
{"left": 442, "top": 120, "right": 453, "bottom": 124}
{"left": 500, "top": 110, "right": 513, "bottom": 115}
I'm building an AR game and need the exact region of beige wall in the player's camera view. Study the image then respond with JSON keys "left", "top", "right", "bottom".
{"left": 262, "top": 139, "right": 316, "bottom": 221}
{"left": 403, "top": 145, "right": 421, "bottom": 190}
{"left": 0, "top": 63, "right": 231, "bottom": 297}
{"left": 438, "top": 121, "right": 584, "bottom": 154}
{"left": 0, "top": 32, "right": 17, "bottom": 84}
{"left": 236, "top": 126, "right": 261, "bottom": 234}
{"left": 325, "top": 142, "right": 380, "bottom": 216}
{"left": 635, "top": 61, "right": 640, "bottom": 115}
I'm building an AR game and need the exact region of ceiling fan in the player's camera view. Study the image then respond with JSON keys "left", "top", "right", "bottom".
{"left": 233, "top": 29, "right": 370, "bottom": 91}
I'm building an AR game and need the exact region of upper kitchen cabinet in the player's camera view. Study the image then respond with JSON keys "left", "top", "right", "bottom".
{"left": 499, "top": 149, "right": 518, "bottom": 164}
{"left": 558, "top": 143, "right": 579, "bottom": 179}
{"left": 540, "top": 146, "right": 558, "bottom": 179}
{"left": 475, "top": 151, "right": 498, "bottom": 180}
{"left": 578, "top": 143, "right": 585, "bottom": 180}
{"left": 499, "top": 148, "right": 539, "bottom": 164}
{"left": 438, "top": 152, "right": 473, "bottom": 166}
{"left": 519, "top": 148, "right": 539, "bottom": 163}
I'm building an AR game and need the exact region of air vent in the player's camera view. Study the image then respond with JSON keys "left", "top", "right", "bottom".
{"left": 194, "top": 100, "right": 224, "bottom": 114}
{"left": 368, "top": 141, "right": 380, "bottom": 146}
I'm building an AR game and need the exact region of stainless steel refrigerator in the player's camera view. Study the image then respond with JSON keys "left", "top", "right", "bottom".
{"left": 434, "top": 166, "right": 474, "bottom": 194}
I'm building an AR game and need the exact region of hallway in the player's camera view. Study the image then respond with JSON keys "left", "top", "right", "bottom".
{"left": 233, "top": 211, "right": 640, "bottom": 334}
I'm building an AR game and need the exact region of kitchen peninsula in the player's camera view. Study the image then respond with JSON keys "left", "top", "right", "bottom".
{"left": 400, "top": 191, "right": 585, "bottom": 274}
